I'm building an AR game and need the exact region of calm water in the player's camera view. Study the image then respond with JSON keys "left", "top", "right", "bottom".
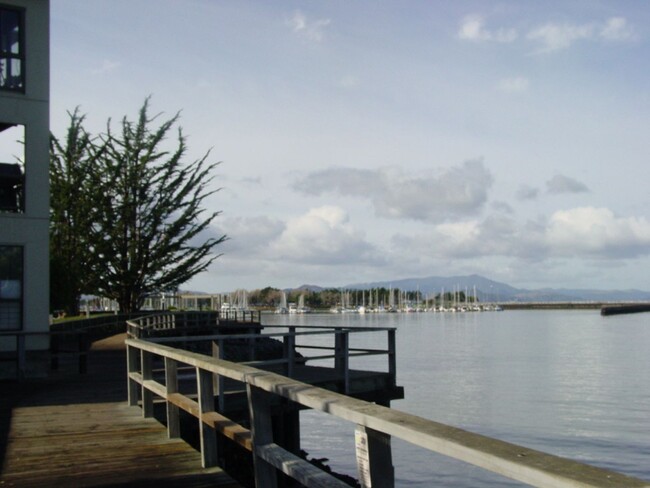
{"left": 263, "top": 310, "right": 650, "bottom": 486}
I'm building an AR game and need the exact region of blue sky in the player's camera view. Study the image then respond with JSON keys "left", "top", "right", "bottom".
{"left": 50, "top": 1, "right": 650, "bottom": 292}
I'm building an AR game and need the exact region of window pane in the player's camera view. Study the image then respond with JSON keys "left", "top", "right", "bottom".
{"left": 0, "top": 246, "right": 22, "bottom": 330}
{"left": 0, "top": 8, "right": 23, "bottom": 92}
{"left": 0, "top": 9, "right": 21, "bottom": 54}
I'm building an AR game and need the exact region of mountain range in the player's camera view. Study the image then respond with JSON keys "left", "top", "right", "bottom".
{"left": 294, "top": 274, "right": 650, "bottom": 302}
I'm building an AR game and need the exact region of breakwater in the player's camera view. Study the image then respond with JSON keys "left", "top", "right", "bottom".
{"left": 499, "top": 301, "right": 650, "bottom": 314}
{"left": 501, "top": 302, "right": 601, "bottom": 310}
{"left": 601, "top": 303, "right": 650, "bottom": 316}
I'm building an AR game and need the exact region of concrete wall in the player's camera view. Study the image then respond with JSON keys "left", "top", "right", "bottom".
{"left": 0, "top": 0, "right": 50, "bottom": 368}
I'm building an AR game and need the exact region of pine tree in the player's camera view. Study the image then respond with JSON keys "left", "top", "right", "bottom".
{"left": 50, "top": 109, "right": 97, "bottom": 315}
{"left": 50, "top": 99, "right": 226, "bottom": 314}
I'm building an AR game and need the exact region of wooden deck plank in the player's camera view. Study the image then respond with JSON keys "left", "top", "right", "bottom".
{"left": 0, "top": 335, "right": 241, "bottom": 488}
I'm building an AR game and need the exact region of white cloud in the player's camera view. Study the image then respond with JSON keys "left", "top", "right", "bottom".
{"left": 527, "top": 17, "right": 634, "bottom": 52}
{"left": 392, "top": 207, "right": 650, "bottom": 263}
{"left": 293, "top": 160, "right": 494, "bottom": 223}
{"left": 546, "top": 207, "right": 650, "bottom": 258}
{"left": 600, "top": 17, "right": 634, "bottom": 41}
{"left": 546, "top": 174, "right": 589, "bottom": 194}
{"left": 459, "top": 16, "right": 635, "bottom": 53}
{"left": 391, "top": 214, "right": 544, "bottom": 262}
{"left": 527, "top": 22, "right": 594, "bottom": 52}
{"left": 91, "top": 59, "right": 120, "bottom": 75}
{"left": 498, "top": 76, "right": 529, "bottom": 93}
{"left": 458, "top": 15, "right": 517, "bottom": 43}
{"left": 287, "top": 10, "right": 331, "bottom": 42}
{"left": 270, "top": 206, "right": 381, "bottom": 265}
{"left": 219, "top": 216, "right": 285, "bottom": 256}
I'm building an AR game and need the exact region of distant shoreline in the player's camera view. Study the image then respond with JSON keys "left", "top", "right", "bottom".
{"left": 259, "top": 302, "right": 650, "bottom": 314}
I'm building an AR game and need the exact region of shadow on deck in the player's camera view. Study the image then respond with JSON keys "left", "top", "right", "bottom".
{"left": 0, "top": 334, "right": 240, "bottom": 488}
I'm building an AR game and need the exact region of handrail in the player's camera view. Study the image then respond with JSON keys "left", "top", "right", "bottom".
{"left": 126, "top": 337, "right": 650, "bottom": 488}
{"left": 0, "top": 329, "right": 92, "bottom": 378}
{"left": 126, "top": 323, "right": 397, "bottom": 397}
{"left": 2, "top": 313, "right": 138, "bottom": 379}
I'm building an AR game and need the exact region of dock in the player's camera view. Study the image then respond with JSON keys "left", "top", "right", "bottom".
{"left": 0, "top": 334, "right": 240, "bottom": 487}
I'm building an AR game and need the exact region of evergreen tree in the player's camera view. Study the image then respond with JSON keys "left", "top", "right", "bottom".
{"left": 50, "top": 99, "right": 226, "bottom": 314}
{"left": 49, "top": 109, "right": 97, "bottom": 315}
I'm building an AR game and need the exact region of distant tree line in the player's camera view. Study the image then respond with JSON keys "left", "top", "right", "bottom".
{"left": 246, "top": 287, "right": 477, "bottom": 309}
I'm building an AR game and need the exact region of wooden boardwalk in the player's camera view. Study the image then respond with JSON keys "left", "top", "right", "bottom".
{"left": 0, "top": 334, "right": 240, "bottom": 488}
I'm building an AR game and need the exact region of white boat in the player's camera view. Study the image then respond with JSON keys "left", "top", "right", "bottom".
{"left": 297, "top": 294, "right": 311, "bottom": 313}
{"left": 275, "top": 291, "right": 289, "bottom": 314}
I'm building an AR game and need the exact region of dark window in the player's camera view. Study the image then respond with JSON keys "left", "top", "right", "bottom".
{"left": 0, "top": 245, "right": 23, "bottom": 330}
{"left": 0, "top": 6, "right": 24, "bottom": 92}
{"left": 0, "top": 123, "right": 24, "bottom": 213}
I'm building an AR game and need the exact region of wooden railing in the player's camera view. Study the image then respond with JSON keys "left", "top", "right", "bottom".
{"left": 126, "top": 337, "right": 650, "bottom": 488}
{"left": 127, "top": 310, "right": 262, "bottom": 339}
{"left": 0, "top": 331, "right": 46, "bottom": 380}
{"left": 1, "top": 314, "right": 145, "bottom": 379}
{"left": 218, "top": 309, "right": 261, "bottom": 323}
{"left": 127, "top": 318, "right": 397, "bottom": 400}
{"left": 0, "top": 328, "right": 100, "bottom": 379}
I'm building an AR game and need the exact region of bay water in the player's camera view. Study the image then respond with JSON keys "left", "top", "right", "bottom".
{"left": 263, "top": 310, "right": 650, "bottom": 486}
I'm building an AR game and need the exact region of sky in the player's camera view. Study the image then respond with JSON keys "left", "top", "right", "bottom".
{"left": 50, "top": 1, "right": 650, "bottom": 293}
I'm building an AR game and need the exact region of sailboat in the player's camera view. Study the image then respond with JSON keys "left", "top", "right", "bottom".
{"left": 297, "top": 293, "right": 311, "bottom": 314}
{"left": 358, "top": 290, "right": 366, "bottom": 314}
{"left": 275, "top": 291, "right": 288, "bottom": 314}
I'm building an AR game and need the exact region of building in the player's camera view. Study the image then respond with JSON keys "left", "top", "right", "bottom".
{"left": 0, "top": 0, "right": 50, "bottom": 377}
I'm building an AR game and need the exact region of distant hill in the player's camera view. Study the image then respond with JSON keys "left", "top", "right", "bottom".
{"left": 338, "top": 274, "right": 650, "bottom": 303}
{"left": 291, "top": 284, "right": 324, "bottom": 293}
{"left": 345, "top": 274, "right": 517, "bottom": 301}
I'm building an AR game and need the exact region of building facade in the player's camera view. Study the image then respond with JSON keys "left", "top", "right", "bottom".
{"left": 0, "top": 0, "right": 49, "bottom": 377}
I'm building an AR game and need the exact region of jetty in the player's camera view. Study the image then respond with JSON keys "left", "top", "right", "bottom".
{"left": 601, "top": 303, "right": 650, "bottom": 316}
{"left": 2, "top": 311, "right": 650, "bottom": 487}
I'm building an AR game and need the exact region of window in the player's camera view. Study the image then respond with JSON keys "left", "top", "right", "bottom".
{"left": 0, "top": 245, "right": 22, "bottom": 330}
{"left": 0, "top": 123, "right": 24, "bottom": 213}
{"left": 0, "top": 6, "right": 24, "bottom": 92}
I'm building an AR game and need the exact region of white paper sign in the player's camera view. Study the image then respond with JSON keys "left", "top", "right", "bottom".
{"left": 355, "top": 426, "right": 372, "bottom": 487}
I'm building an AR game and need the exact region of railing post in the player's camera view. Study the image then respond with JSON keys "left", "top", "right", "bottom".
{"left": 284, "top": 327, "right": 296, "bottom": 377}
{"left": 355, "top": 425, "right": 394, "bottom": 488}
{"left": 212, "top": 340, "right": 226, "bottom": 412}
{"left": 388, "top": 329, "right": 396, "bottom": 388}
{"left": 17, "top": 334, "right": 26, "bottom": 380}
{"left": 334, "top": 328, "right": 343, "bottom": 370}
{"left": 141, "top": 350, "right": 154, "bottom": 417}
{"left": 335, "top": 329, "right": 350, "bottom": 394}
{"left": 165, "top": 357, "right": 180, "bottom": 438}
{"left": 78, "top": 332, "right": 88, "bottom": 374}
{"left": 127, "top": 344, "right": 139, "bottom": 406}
{"left": 247, "top": 384, "right": 278, "bottom": 488}
{"left": 197, "top": 368, "right": 218, "bottom": 467}
{"left": 248, "top": 334, "right": 256, "bottom": 361}
{"left": 50, "top": 333, "right": 59, "bottom": 371}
